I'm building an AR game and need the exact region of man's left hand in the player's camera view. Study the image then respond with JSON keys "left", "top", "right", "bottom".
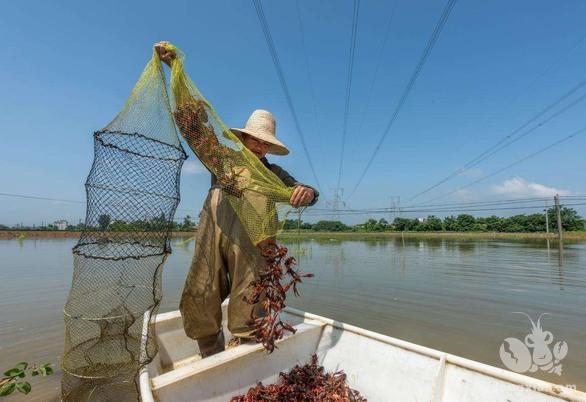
{"left": 290, "top": 186, "right": 315, "bottom": 207}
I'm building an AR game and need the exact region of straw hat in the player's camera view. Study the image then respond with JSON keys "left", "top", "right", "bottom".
{"left": 231, "top": 109, "right": 289, "bottom": 156}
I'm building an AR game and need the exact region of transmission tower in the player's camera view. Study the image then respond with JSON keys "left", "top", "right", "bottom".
{"left": 326, "top": 187, "right": 345, "bottom": 220}
{"left": 389, "top": 195, "right": 401, "bottom": 221}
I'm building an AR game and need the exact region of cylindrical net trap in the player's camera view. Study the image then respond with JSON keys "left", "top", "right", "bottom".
{"left": 61, "top": 52, "right": 186, "bottom": 401}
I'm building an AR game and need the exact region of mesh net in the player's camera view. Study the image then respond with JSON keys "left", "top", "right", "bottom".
{"left": 62, "top": 50, "right": 186, "bottom": 401}
{"left": 62, "top": 43, "right": 295, "bottom": 401}
{"left": 167, "top": 43, "right": 293, "bottom": 245}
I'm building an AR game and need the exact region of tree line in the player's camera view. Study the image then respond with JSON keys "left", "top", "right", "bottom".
{"left": 283, "top": 206, "right": 585, "bottom": 233}
{"left": 0, "top": 215, "right": 197, "bottom": 232}
{"left": 3, "top": 207, "right": 584, "bottom": 233}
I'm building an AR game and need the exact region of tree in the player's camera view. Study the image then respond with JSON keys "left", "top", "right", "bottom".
{"left": 422, "top": 215, "right": 443, "bottom": 231}
{"left": 312, "top": 220, "right": 349, "bottom": 232}
{"left": 456, "top": 214, "right": 476, "bottom": 231}
{"left": 97, "top": 214, "right": 111, "bottom": 231}
{"left": 283, "top": 219, "right": 300, "bottom": 230}
{"left": 182, "top": 215, "right": 195, "bottom": 231}
{"left": 443, "top": 215, "right": 458, "bottom": 231}
{"left": 392, "top": 217, "right": 411, "bottom": 231}
{"left": 484, "top": 215, "right": 504, "bottom": 232}
{"left": 109, "top": 220, "right": 130, "bottom": 231}
{"left": 547, "top": 206, "right": 585, "bottom": 232}
{"left": 363, "top": 218, "right": 379, "bottom": 232}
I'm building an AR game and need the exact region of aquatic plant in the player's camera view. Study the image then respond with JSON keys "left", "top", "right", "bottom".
{"left": 0, "top": 362, "right": 53, "bottom": 397}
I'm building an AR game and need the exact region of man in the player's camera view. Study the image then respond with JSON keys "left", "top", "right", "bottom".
{"left": 155, "top": 42, "right": 319, "bottom": 357}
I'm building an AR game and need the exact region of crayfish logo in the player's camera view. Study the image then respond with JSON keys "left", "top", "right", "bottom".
{"left": 499, "top": 312, "right": 568, "bottom": 376}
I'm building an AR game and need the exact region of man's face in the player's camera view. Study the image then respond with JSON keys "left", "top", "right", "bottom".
{"left": 242, "top": 134, "right": 271, "bottom": 159}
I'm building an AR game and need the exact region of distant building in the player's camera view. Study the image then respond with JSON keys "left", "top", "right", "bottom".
{"left": 54, "top": 220, "right": 68, "bottom": 231}
{"left": 418, "top": 217, "right": 427, "bottom": 223}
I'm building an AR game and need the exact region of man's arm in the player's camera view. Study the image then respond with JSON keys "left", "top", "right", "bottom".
{"left": 269, "top": 164, "right": 319, "bottom": 207}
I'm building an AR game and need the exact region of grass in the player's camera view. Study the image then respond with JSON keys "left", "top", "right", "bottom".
{"left": 3, "top": 230, "right": 586, "bottom": 241}
{"left": 277, "top": 230, "right": 586, "bottom": 241}
{"left": 0, "top": 230, "right": 197, "bottom": 239}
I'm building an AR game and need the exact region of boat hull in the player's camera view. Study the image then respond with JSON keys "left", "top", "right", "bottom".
{"left": 140, "top": 307, "right": 586, "bottom": 402}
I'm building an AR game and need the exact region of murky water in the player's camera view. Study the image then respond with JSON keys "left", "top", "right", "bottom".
{"left": 1, "top": 236, "right": 585, "bottom": 401}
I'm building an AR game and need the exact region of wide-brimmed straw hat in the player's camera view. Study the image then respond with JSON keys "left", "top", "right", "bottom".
{"left": 231, "top": 109, "right": 289, "bottom": 156}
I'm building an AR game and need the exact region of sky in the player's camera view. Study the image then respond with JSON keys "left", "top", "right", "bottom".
{"left": 1, "top": 0, "right": 586, "bottom": 226}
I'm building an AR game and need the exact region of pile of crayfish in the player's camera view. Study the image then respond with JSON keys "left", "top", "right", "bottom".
{"left": 230, "top": 354, "right": 367, "bottom": 402}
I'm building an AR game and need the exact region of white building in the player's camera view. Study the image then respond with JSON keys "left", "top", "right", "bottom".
{"left": 54, "top": 220, "right": 68, "bottom": 230}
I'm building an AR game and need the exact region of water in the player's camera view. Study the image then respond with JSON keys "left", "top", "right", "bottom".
{"left": 1, "top": 236, "right": 585, "bottom": 401}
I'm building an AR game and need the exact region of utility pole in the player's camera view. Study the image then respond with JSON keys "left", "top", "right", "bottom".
{"left": 544, "top": 200, "right": 549, "bottom": 234}
{"left": 554, "top": 194, "right": 563, "bottom": 241}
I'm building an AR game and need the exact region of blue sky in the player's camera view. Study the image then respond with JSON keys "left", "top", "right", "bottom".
{"left": 1, "top": 0, "right": 586, "bottom": 225}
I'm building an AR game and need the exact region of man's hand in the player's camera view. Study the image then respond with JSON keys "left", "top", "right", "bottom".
{"left": 154, "top": 41, "right": 176, "bottom": 66}
{"left": 290, "top": 186, "right": 315, "bottom": 207}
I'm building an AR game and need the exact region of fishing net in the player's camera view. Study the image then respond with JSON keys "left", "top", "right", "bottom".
{"left": 167, "top": 43, "right": 293, "bottom": 245}
{"left": 62, "top": 42, "right": 294, "bottom": 401}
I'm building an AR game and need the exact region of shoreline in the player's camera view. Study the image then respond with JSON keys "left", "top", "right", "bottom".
{"left": 278, "top": 230, "right": 586, "bottom": 240}
{"left": 0, "top": 231, "right": 197, "bottom": 239}
{"left": 2, "top": 230, "right": 585, "bottom": 240}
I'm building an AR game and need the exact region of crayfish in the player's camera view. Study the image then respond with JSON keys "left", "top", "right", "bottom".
{"left": 230, "top": 354, "right": 367, "bottom": 402}
{"left": 244, "top": 240, "right": 313, "bottom": 353}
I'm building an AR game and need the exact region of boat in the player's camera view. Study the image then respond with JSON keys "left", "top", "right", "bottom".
{"left": 140, "top": 305, "right": 586, "bottom": 402}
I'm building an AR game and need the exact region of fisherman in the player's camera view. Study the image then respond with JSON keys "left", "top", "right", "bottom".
{"left": 155, "top": 42, "right": 319, "bottom": 357}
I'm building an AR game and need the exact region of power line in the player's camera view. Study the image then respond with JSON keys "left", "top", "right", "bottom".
{"left": 410, "top": 78, "right": 586, "bottom": 200}
{"left": 310, "top": 196, "right": 564, "bottom": 212}
{"left": 0, "top": 192, "right": 199, "bottom": 214}
{"left": 353, "top": 1, "right": 397, "bottom": 149}
{"left": 345, "top": 0, "right": 458, "bottom": 202}
{"left": 310, "top": 198, "right": 581, "bottom": 213}
{"left": 421, "top": 125, "right": 586, "bottom": 203}
{"left": 295, "top": 0, "right": 323, "bottom": 172}
{"left": 303, "top": 202, "right": 586, "bottom": 216}
{"left": 336, "top": 0, "right": 360, "bottom": 190}
{"left": 473, "top": 91, "right": 586, "bottom": 164}
{"left": 0, "top": 192, "right": 84, "bottom": 204}
{"left": 401, "top": 197, "right": 554, "bottom": 208}
{"left": 501, "top": 33, "right": 586, "bottom": 113}
{"left": 251, "top": 0, "right": 323, "bottom": 194}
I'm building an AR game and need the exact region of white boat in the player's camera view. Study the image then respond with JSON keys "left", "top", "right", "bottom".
{"left": 140, "top": 306, "right": 586, "bottom": 402}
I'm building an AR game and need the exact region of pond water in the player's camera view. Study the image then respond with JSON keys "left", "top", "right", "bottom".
{"left": 1, "top": 236, "right": 585, "bottom": 401}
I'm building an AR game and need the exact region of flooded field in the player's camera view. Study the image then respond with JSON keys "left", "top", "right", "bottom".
{"left": 1, "top": 236, "right": 585, "bottom": 401}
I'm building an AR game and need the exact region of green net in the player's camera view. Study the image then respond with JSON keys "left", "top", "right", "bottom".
{"left": 166, "top": 43, "right": 293, "bottom": 245}
{"left": 62, "top": 43, "right": 295, "bottom": 401}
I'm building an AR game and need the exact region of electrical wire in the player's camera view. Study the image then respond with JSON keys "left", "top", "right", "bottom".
{"left": 420, "top": 125, "right": 586, "bottom": 203}
{"left": 411, "top": 78, "right": 586, "bottom": 200}
{"left": 336, "top": 0, "right": 360, "bottom": 190}
{"left": 346, "top": 0, "right": 458, "bottom": 202}
{"left": 302, "top": 202, "right": 586, "bottom": 216}
{"left": 252, "top": 0, "right": 324, "bottom": 194}
{"left": 0, "top": 192, "right": 199, "bottom": 214}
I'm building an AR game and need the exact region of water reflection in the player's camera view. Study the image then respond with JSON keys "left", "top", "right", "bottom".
{"left": 1, "top": 236, "right": 585, "bottom": 401}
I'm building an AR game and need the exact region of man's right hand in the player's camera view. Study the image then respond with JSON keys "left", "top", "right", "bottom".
{"left": 154, "top": 41, "right": 176, "bottom": 66}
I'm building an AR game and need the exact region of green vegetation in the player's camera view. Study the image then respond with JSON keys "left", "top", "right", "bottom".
{"left": 0, "top": 215, "right": 197, "bottom": 232}
{"left": 1, "top": 207, "right": 584, "bottom": 235}
{"left": 0, "top": 362, "right": 53, "bottom": 397}
{"left": 283, "top": 206, "right": 585, "bottom": 234}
